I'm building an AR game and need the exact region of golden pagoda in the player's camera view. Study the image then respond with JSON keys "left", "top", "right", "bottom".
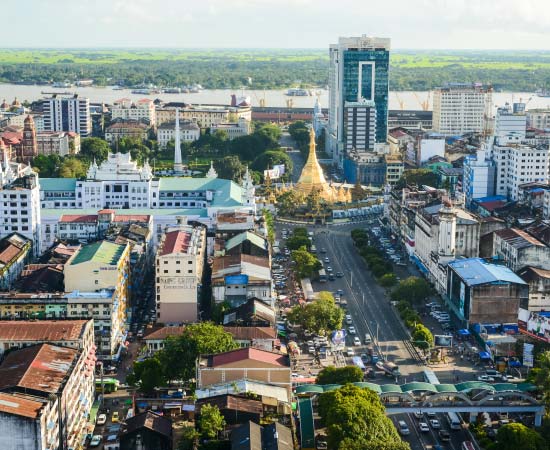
{"left": 296, "top": 127, "right": 337, "bottom": 202}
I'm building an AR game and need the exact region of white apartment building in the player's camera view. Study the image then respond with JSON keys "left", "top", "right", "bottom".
{"left": 495, "top": 103, "right": 526, "bottom": 144}
{"left": 527, "top": 108, "right": 550, "bottom": 130}
{"left": 0, "top": 151, "right": 42, "bottom": 256}
{"left": 344, "top": 99, "right": 376, "bottom": 153}
{"left": 492, "top": 144, "right": 550, "bottom": 201}
{"left": 0, "top": 343, "right": 95, "bottom": 450}
{"left": 157, "top": 120, "right": 200, "bottom": 148}
{"left": 111, "top": 98, "right": 156, "bottom": 126}
{"left": 156, "top": 226, "right": 206, "bottom": 323}
{"left": 155, "top": 104, "right": 252, "bottom": 128}
{"left": 432, "top": 83, "right": 492, "bottom": 135}
{"left": 42, "top": 95, "right": 92, "bottom": 136}
{"left": 462, "top": 148, "right": 496, "bottom": 207}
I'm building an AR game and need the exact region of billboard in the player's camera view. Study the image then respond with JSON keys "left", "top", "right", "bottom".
{"left": 225, "top": 275, "right": 249, "bottom": 285}
{"left": 434, "top": 335, "right": 453, "bottom": 347}
{"left": 331, "top": 329, "right": 346, "bottom": 347}
{"left": 523, "top": 343, "right": 534, "bottom": 368}
{"left": 263, "top": 164, "right": 285, "bottom": 180}
{"left": 518, "top": 308, "right": 550, "bottom": 343}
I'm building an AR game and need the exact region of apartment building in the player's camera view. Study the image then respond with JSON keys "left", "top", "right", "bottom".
{"left": 155, "top": 226, "right": 206, "bottom": 324}
{"left": 111, "top": 98, "right": 156, "bottom": 126}
{"left": 105, "top": 119, "right": 150, "bottom": 144}
{"left": 0, "top": 232, "right": 32, "bottom": 290}
{"left": 462, "top": 148, "right": 496, "bottom": 208}
{"left": 527, "top": 108, "right": 550, "bottom": 130}
{"left": 492, "top": 228, "right": 550, "bottom": 272}
{"left": 157, "top": 120, "right": 200, "bottom": 148}
{"left": 517, "top": 266, "right": 550, "bottom": 312}
{"left": 210, "top": 117, "right": 251, "bottom": 140}
{"left": 432, "top": 83, "right": 492, "bottom": 135}
{"left": 0, "top": 343, "right": 95, "bottom": 450}
{"left": 42, "top": 95, "right": 91, "bottom": 136}
{"left": 155, "top": 103, "right": 251, "bottom": 127}
{"left": 36, "top": 131, "right": 80, "bottom": 156}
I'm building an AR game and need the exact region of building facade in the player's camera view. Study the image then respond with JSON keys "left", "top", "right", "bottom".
{"left": 155, "top": 226, "right": 206, "bottom": 324}
{"left": 462, "top": 148, "right": 496, "bottom": 208}
{"left": 42, "top": 95, "right": 92, "bottom": 137}
{"left": 432, "top": 83, "right": 492, "bottom": 135}
{"left": 111, "top": 98, "right": 156, "bottom": 126}
{"left": 343, "top": 99, "right": 377, "bottom": 153}
{"left": 105, "top": 119, "right": 150, "bottom": 144}
{"left": 157, "top": 120, "right": 200, "bottom": 148}
{"left": 0, "top": 233, "right": 32, "bottom": 290}
{"left": 492, "top": 228, "right": 550, "bottom": 272}
{"left": 210, "top": 117, "right": 251, "bottom": 140}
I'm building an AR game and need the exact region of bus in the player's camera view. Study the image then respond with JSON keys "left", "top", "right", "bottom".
{"left": 318, "top": 269, "right": 327, "bottom": 283}
{"left": 423, "top": 368, "right": 440, "bottom": 385}
{"left": 95, "top": 378, "right": 120, "bottom": 393}
{"left": 446, "top": 412, "right": 462, "bottom": 430}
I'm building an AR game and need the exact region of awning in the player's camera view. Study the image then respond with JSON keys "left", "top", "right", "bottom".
{"left": 479, "top": 351, "right": 492, "bottom": 360}
{"left": 458, "top": 329, "right": 470, "bottom": 336}
{"left": 164, "top": 403, "right": 182, "bottom": 409}
{"left": 182, "top": 404, "right": 195, "bottom": 412}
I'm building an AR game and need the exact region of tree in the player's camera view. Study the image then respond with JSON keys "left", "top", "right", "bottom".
{"left": 317, "top": 366, "right": 364, "bottom": 385}
{"left": 251, "top": 149, "right": 293, "bottom": 175}
{"left": 412, "top": 324, "right": 434, "bottom": 350}
{"left": 158, "top": 322, "right": 237, "bottom": 382}
{"left": 176, "top": 426, "right": 200, "bottom": 450}
{"left": 288, "top": 121, "right": 310, "bottom": 154}
{"left": 287, "top": 291, "right": 343, "bottom": 336}
{"left": 532, "top": 350, "right": 550, "bottom": 416}
{"left": 494, "top": 423, "right": 545, "bottom": 450}
{"left": 32, "top": 154, "right": 62, "bottom": 177}
{"left": 317, "top": 384, "right": 409, "bottom": 450}
{"left": 391, "top": 277, "right": 431, "bottom": 305}
{"left": 291, "top": 246, "right": 321, "bottom": 279}
{"left": 276, "top": 190, "right": 301, "bottom": 216}
{"left": 59, "top": 157, "right": 87, "bottom": 178}
{"left": 128, "top": 357, "right": 166, "bottom": 395}
{"left": 286, "top": 234, "right": 310, "bottom": 251}
{"left": 198, "top": 404, "right": 226, "bottom": 439}
{"left": 379, "top": 273, "right": 398, "bottom": 288}
{"left": 396, "top": 169, "right": 439, "bottom": 189}
{"left": 213, "top": 155, "right": 245, "bottom": 181}
{"left": 80, "top": 137, "right": 110, "bottom": 163}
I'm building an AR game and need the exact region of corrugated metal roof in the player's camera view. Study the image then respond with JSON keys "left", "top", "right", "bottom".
{"left": 225, "top": 231, "right": 267, "bottom": 253}
{"left": 70, "top": 241, "right": 126, "bottom": 266}
{"left": 0, "top": 320, "right": 89, "bottom": 342}
{"left": 448, "top": 258, "right": 527, "bottom": 287}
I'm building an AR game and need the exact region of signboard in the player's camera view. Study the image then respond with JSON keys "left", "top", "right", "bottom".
{"left": 523, "top": 343, "right": 534, "bottom": 368}
{"left": 434, "top": 335, "right": 453, "bottom": 347}
{"left": 518, "top": 308, "right": 550, "bottom": 343}
{"left": 459, "top": 282, "right": 466, "bottom": 318}
{"left": 225, "top": 275, "right": 249, "bottom": 285}
{"left": 331, "top": 329, "right": 346, "bottom": 347}
{"left": 273, "top": 164, "right": 285, "bottom": 175}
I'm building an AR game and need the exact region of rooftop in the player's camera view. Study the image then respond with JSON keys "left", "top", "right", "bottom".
{"left": 0, "top": 233, "right": 31, "bottom": 266}
{"left": 208, "top": 347, "right": 288, "bottom": 368}
{"left": 122, "top": 411, "right": 172, "bottom": 440}
{"left": 225, "top": 231, "right": 268, "bottom": 253}
{"left": 0, "top": 392, "right": 45, "bottom": 419}
{"left": 0, "top": 320, "right": 90, "bottom": 343}
{"left": 223, "top": 326, "right": 277, "bottom": 340}
{"left": 39, "top": 178, "right": 77, "bottom": 192}
{"left": 144, "top": 326, "right": 185, "bottom": 341}
{"left": 159, "top": 230, "right": 192, "bottom": 256}
{"left": 448, "top": 258, "right": 527, "bottom": 287}
{"left": 494, "top": 228, "right": 546, "bottom": 249}
{"left": 59, "top": 214, "right": 98, "bottom": 224}
{"left": 0, "top": 343, "right": 78, "bottom": 394}
{"left": 158, "top": 177, "right": 244, "bottom": 207}
{"left": 70, "top": 241, "right": 127, "bottom": 266}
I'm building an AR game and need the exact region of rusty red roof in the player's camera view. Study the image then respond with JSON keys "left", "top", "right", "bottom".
{"left": 0, "top": 320, "right": 90, "bottom": 343}
{"left": 144, "top": 326, "right": 185, "bottom": 341}
{"left": 59, "top": 214, "right": 98, "bottom": 224}
{"left": 209, "top": 348, "right": 288, "bottom": 368}
{"left": 159, "top": 230, "right": 191, "bottom": 256}
{"left": 0, "top": 392, "right": 45, "bottom": 419}
{"left": 113, "top": 214, "right": 151, "bottom": 223}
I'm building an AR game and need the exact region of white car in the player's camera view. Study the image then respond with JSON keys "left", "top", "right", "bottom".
{"left": 413, "top": 411, "right": 423, "bottom": 419}
{"left": 353, "top": 337, "right": 361, "bottom": 346}
{"left": 419, "top": 422, "right": 430, "bottom": 433}
{"left": 348, "top": 326, "right": 356, "bottom": 335}
{"left": 90, "top": 435, "right": 102, "bottom": 447}
{"left": 96, "top": 414, "right": 107, "bottom": 426}
{"left": 429, "top": 419, "right": 441, "bottom": 429}
{"left": 344, "top": 347, "right": 355, "bottom": 357}
{"left": 478, "top": 375, "right": 495, "bottom": 382}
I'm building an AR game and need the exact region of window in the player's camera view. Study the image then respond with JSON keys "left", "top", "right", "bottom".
{"left": 95, "top": 280, "right": 99, "bottom": 285}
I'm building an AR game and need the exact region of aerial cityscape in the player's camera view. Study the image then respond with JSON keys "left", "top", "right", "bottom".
{"left": 2, "top": 2, "right": 550, "bottom": 450}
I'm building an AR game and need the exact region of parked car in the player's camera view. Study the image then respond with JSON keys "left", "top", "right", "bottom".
{"left": 478, "top": 375, "right": 495, "bottom": 382}
{"left": 344, "top": 347, "right": 355, "bottom": 357}
{"left": 96, "top": 414, "right": 107, "bottom": 426}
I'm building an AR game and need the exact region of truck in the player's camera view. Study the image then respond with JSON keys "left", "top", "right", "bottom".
{"left": 376, "top": 361, "right": 400, "bottom": 377}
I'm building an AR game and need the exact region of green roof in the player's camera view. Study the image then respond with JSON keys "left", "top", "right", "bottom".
{"left": 71, "top": 241, "right": 126, "bottom": 266}
{"left": 455, "top": 381, "right": 493, "bottom": 392}
{"left": 295, "top": 385, "right": 324, "bottom": 395}
{"left": 225, "top": 231, "right": 267, "bottom": 252}
{"left": 435, "top": 384, "right": 458, "bottom": 393}
{"left": 159, "top": 177, "right": 243, "bottom": 207}
{"left": 40, "top": 178, "right": 77, "bottom": 191}
{"left": 380, "top": 385, "right": 403, "bottom": 394}
{"left": 353, "top": 382, "right": 382, "bottom": 393}
{"left": 402, "top": 382, "right": 438, "bottom": 393}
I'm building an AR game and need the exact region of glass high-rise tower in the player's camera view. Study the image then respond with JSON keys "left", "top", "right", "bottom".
{"left": 328, "top": 36, "right": 390, "bottom": 168}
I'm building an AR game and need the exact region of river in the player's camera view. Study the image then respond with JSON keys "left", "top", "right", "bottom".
{"left": 2, "top": 84, "right": 550, "bottom": 111}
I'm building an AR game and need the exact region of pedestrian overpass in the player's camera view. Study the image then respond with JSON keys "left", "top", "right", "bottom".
{"left": 294, "top": 381, "right": 545, "bottom": 426}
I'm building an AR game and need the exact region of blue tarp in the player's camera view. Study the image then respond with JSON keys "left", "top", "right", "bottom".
{"left": 225, "top": 275, "right": 249, "bottom": 285}
{"left": 458, "top": 329, "right": 470, "bottom": 336}
{"left": 479, "top": 351, "right": 491, "bottom": 360}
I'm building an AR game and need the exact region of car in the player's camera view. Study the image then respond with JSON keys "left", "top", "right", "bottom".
{"left": 477, "top": 375, "right": 495, "bottom": 382}
{"left": 90, "top": 435, "right": 102, "bottom": 447}
{"left": 96, "top": 414, "right": 107, "bottom": 426}
{"left": 324, "top": 257, "right": 330, "bottom": 263}
{"left": 353, "top": 337, "right": 361, "bottom": 346}
{"left": 320, "top": 248, "right": 327, "bottom": 253}
{"left": 397, "top": 420, "right": 410, "bottom": 435}
{"left": 326, "top": 266, "right": 333, "bottom": 273}
{"left": 345, "top": 315, "right": 352, "bottom": 325}
{"left": 364, "top": 333, "right": 372, "bottom": 344}
{"left": 360, "top": 353, "right": 369, "bottom": 363}
{"left": 111, "top": 411, "right": 119, "bottom": 423}
{"left": 316, "top": 441, "right": 328, "bottom": 450}
{"left": 344, "top": 347, "right": 355, "bottom": 357}
{"left": 429, "top": 419, "right": 441, "bottom": 429}
{"left": 336, "top": 272, "right": 344, "bottom": 278}
{"left": 328, "top": 274, "right": 335, "bottom": 281}
{"left": 413, "top": 411, "right": 423, "bottom": 419}
{"left": 419, "top": 422, "right": 430, "bottom": 433}
{"left": 438, "top": 430, "right": 451, "bottom": 441}
{"left": 348, "top": 326, "right": 356, "bottom": 335}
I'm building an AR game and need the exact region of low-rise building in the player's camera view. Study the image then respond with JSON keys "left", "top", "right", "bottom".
{"left": 156, "top": 103, "right": 251, "bottom": 128}
{"left": 446, "top": 257, "right": 528, "bottom": 326}
{"left": 0, "top": 319, "right": 94, "bottom": 357}
{"left": 156, "top": 226, "right": 206, "bottom": 324}
{"left": 492, "top": 228, "right": 550, "bottom": 272}
{"left": 144, "top": 326, "right": 184, "bottom": 354}
{"left": 0, "top": 232, "right": 32, "bottom": 290}
{"left": 36, "top": 131, "right": 80, "bottom": 156}
{"left": 210, "top": 117, "right": 251, "bottom": 140}
{"left": 105, "top": 119, "right": 150, "bottom": 144}
{"left": 517, "top": 266, "right": 550, "bottom": 312}
{"left": 231, "top": 421, "right": 293, "bottom": 450}
{"left": 223, "top": 298, "right": 276, "bottom": 328}
{"left": 0, "top": 343, "right": 95, "bottom": 450}
{"left": 197, "top": 347, "right": 291, "bottom": 396}
{"left": 223, "top": 326, "right": 277, "bottom": 351}
{"left": 385, "top": 154, "right": 404, "bottom": 186}
{"left": 157, "top": 120, "right": 200, "bottom": 148}
{"left": 120, "top": 411, "right": 173, "bottom": 450}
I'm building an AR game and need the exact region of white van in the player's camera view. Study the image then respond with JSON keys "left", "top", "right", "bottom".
{"left": 398, "top": 420, "right": 410, "bottom": 435}
{"left": 364, "top": 334, "right": 372, "bottom": 344}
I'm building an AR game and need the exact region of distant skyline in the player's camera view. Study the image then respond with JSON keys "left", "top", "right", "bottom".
{"left": 7, "top": 0, "right": 550, "bottom": 50}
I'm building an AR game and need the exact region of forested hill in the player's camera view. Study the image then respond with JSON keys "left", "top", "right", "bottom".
{"left": 1, "top": 49, "right": 550, "bottom": 91}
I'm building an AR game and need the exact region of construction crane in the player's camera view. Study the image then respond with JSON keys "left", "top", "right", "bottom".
{"left": 394, "top": 92, "right": 405, "bottom": 110}
{"left": 414, "top": 92, "right": 430, "bottom": 111}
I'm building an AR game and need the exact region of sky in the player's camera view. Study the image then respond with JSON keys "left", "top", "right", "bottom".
{"left": 6, "top": 0, "right": 550, "bottom": 49}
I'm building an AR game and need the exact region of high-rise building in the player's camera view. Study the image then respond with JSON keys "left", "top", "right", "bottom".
{"left": 432, "top": 83, "right": 492, "bottom": 136}
{"left": 328, "top": 35, "right": 390, "bottom": 167}
{"left": 42, "top": 94, "right": 92, "bottom": 136}
{"left": 462, "top": 148, "right": 496, "bottom": 208}
{"left": 344, "top": 99, "right": 376, "bottom": 153}
{"left": 495, "top": 103, "right": 526, "bottom": 144}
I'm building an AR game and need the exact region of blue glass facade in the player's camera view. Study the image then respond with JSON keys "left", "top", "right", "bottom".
{"left": 343, "top": 158, "right": 386, "bottom": 186}
{"left": 342, "top": 49, "right": 389, "bottom": 143}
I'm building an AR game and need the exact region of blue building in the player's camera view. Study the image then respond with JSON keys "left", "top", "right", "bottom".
{"left": 462, "top": 148, "right": 496, "bottom": 208}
